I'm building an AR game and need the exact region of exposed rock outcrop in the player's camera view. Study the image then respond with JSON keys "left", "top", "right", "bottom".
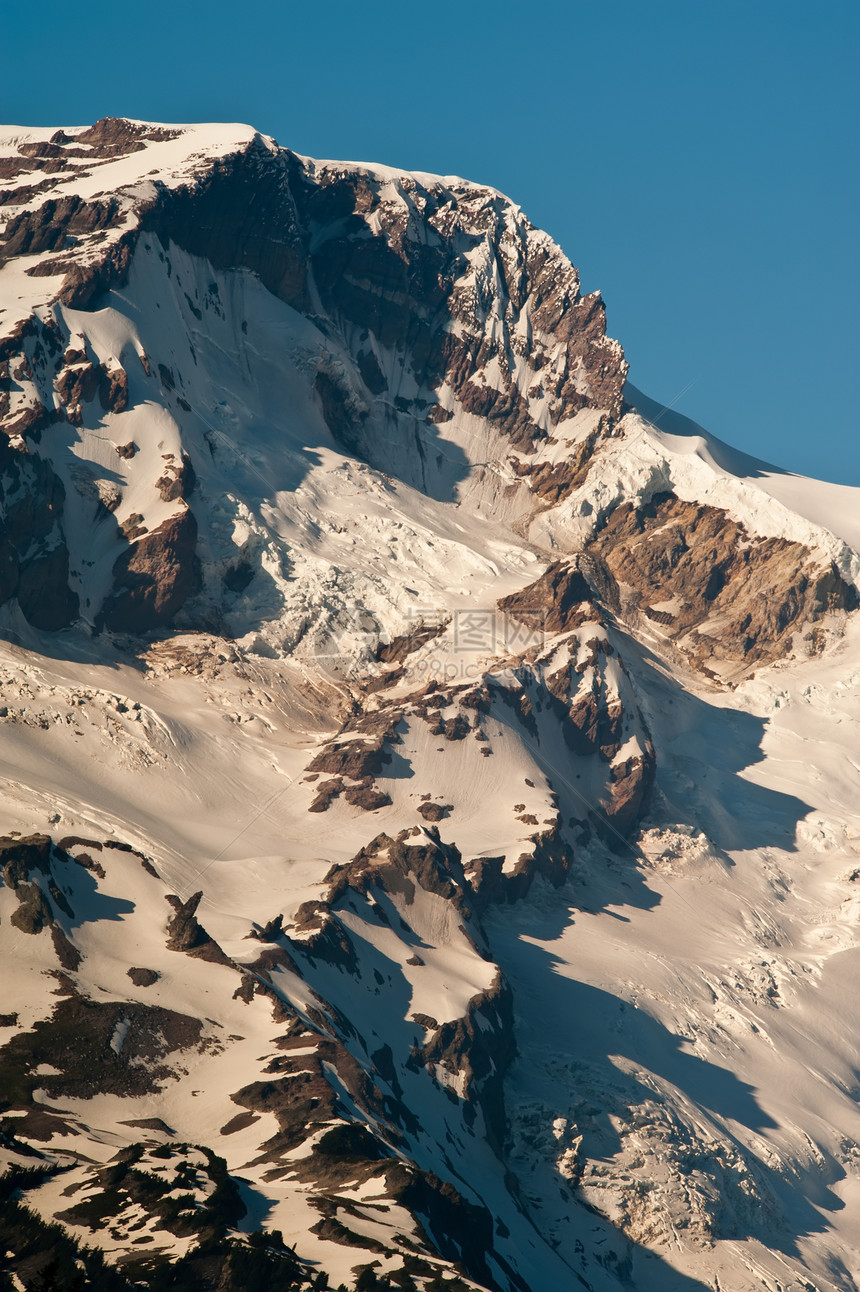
{"left": 165, "top": 890, "right": 232, "bottom": 966}
{"left": 498, "top": 563, "right": 656, "bottom": 837}
{"left": 498, "top": 559, "right": 597, "bottom": 633}
{"left": 0, "top": 437, "right": 78, "bottom": 629}
{"left": 588, "top": 490, "right": 859, "bottom": 674}
{"left": 99, "top": 508, "right": 199, "bottom": 633}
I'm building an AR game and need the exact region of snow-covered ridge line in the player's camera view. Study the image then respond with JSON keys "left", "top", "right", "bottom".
{"left": 545, "top": 412, "right": 860, "bottom": 587}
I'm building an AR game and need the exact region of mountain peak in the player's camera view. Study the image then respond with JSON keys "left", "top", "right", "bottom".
{"left": 1, "top": 119, "right": 859, "bottom": 1292}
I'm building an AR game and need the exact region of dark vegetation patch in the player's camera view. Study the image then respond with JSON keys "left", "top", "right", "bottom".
{"left": 57, "top": 1143, "right": 245, "bottom": 1239}
{"left": 0, "top": 987, "right": 203, "bottom": 1108}
{"left": 0, "top": 1159, "right": 322, "bottom": 1291}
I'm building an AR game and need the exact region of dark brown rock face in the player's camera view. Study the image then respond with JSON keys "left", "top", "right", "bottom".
{"left": 0, "top": 991, "right": 204, "bottom": 1102}
{"left": 588, "top": 490, "right": 859, "bottom": 674}
{"left": 509, "top": 417, "right": 609, "bottom": 502}
{"left": 73, "top": 117, "right": 183, "bottom": 154}
{"left": 0, "top": 437, "right": 78, "bottom": 630}
{"left": 417, "top": 801, "right": 452, "bottom": 822}
{"left": 0, "top": 834, "right": 53, "bottom": 885}
{"left": 292, "top": 165, "right": 627, "bottom": 476}
{"left": 498, "top": 559, "right": 595, "bottom": 634}
{"left": 1, "top": 836, "right": 74, "bottom": 951}
{"left": 1, "top": 834, "right": 58, "bottom": 936}
{"left": 420, "top": 972, "right": 516, "bottom": 1153}
{"left": 132, "top": 143, "right": 627, "bottom": 494}
{"left": 288, "top": 827, "right": 519, "bottom": 1158}
{"left": 99, "top": 509, "right": 199, "bottom": 634}
{"left": 324, "top": 828, "right": 471, "bottom": 913}
{"left": 141, "top": 139, "right": 310, "bottom": 313}
{"left": 0, "top": 194, "right": 123, "bottom": 266}
{"left": 98, "top": 364, "right": 128, "bottom": 413}
{"left": 499, "top": 561, "right": 657, "bottom": 836}
{"left": 165, "top": 890, "right": 231, "bottom": 965}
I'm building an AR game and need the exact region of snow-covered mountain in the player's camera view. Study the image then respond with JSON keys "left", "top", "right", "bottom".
{"left": 1, "top": 118, "right": 859, "bottom": 1292}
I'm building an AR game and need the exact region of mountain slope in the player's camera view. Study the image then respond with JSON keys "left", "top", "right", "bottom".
{"left": 0, "top": 119, "right": 859, "bottom": 1292}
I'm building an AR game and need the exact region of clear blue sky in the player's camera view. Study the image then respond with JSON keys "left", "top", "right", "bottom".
{"left": 4, "top": 0, "right": 858, "bottom": 482}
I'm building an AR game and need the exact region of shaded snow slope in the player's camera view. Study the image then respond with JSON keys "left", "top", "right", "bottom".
{"left": 627, "top": 382, "right": 860, "bottom": 556}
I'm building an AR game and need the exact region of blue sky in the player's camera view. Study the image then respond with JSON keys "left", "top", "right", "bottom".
{"left": 4, "top": 0, "right": 857, "bottom": 482}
